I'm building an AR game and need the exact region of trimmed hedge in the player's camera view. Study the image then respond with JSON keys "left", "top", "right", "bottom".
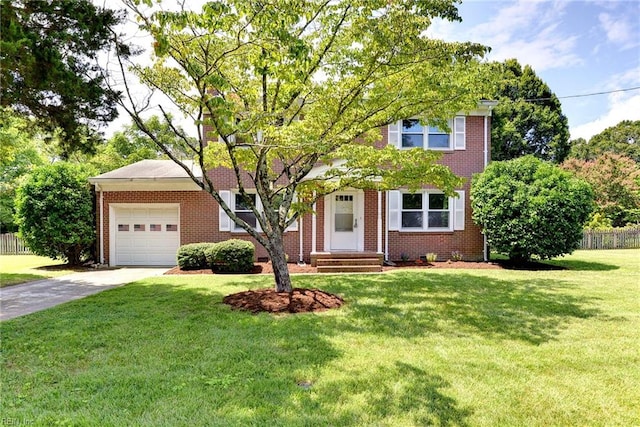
{"left": 176, "top": 243, "right": 213, "bottom": 270}
{"left": 205, "top": 239, "right": 255, "bottom": 273}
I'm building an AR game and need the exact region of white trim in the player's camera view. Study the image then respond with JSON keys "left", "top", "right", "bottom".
{"left": 395, "top": 117, "right": 464, "bottom": 151}
{"left": 453, "top": 116, "right": 466, "bottom": 150}
{"left": 91, "top": 179, "right": 201, "bottom": 192}
{"left": 385, "top": 191, "right": 389, "bottom": 261}
{"left": 388, "top": 190, "right": 401, "bottom": 231}
{"left": 311, "top": 194, "right": 317, "bottom": 253}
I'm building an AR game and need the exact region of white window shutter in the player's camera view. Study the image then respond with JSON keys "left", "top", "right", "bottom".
{"left": 388, "top": 190, "right": 401, "bottom": 231}
{"left": 454, "top": 116, "right": 466, "bottom": 150}
{"left": 285, "top": 194, "right": 298, "bottom": 232}
{"left": 453, "top": 190, "right": 465, "bottom": 230}
{"left": 219, "top": 190, "right": 232, "bottom": 231}
{"left": 388, "top": 121, "right": 401, "bottom": 148}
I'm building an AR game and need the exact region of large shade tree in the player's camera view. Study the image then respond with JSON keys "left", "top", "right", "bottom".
{"left": 491, "top": 59, "right": 570, "bottom": 163}
{"left": 113, "top": 0, "right": 494, "bottom": 292}
{"left": 0, "top": 0, "right": 127, "bottom": 156}
{"left": 569, "top": 120, "right": 640, "bottom": 163}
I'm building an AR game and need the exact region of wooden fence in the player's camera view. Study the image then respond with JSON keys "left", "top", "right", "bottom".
{"left": 580, "top": 227, "right": 640, "bottom": 250}
{"left": 0, "top": 233, "right": 31, "bottom": 255}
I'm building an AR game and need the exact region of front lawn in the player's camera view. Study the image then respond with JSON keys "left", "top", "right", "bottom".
{"left": 1, "top": 250, "right": 638, "bottom": 426}
{"left": 0, "top": 255, "right": 78, "bottom": 287}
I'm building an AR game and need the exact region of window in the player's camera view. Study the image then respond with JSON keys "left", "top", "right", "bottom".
{"left": 401, "top": 119, "right": 450, "bottom": 149}
{"left": 390, "top": 117, "right": 465, "bottom": 150}
{"left": 150, "top": 224, "right": 162, "bottom": 232}
{"left": 118, "top": 224, "right": 129, "bottom": 232}
{"left": 401, "top": 192, "right": 450, "bottom": 230}
{"left": 166, "top": 224, "right": 178, "bottom": 232}
{"left": 234, "top": 193, "right": 257, "bottom": 230}
{"left": 134, "top": 224, "right": 145, "bottom": 232}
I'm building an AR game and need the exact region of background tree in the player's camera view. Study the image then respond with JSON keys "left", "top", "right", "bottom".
{"left": 471, "top": 156, "right": 593, "bottom": 262}
{"left": 569, "top": 120, "right": 640, "bottom": 163}
{"left": 114, "top": 0, "right": 493, "bottom": 292}
{"left": 84, "top": 116, "right": 195, "bottom": 173}
{"left": 0, "top": 108, "right": 46, "bottom": 232}
{"left": 491, "top": 59, "right": 570, "bottom": 163}
{"left": 562, "top": 153, "right": 640, "bottom": 227}
{"left": 0, "top": 0, "right": 127, "bottom": 156}
{"left": 14, "top": 163, "right": 96, "bottom": 265}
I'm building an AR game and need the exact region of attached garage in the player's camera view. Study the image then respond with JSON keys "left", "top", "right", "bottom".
{"left": 111, "top": 205, "right": 180, "bottom": 266}
{"left": 89, "top": 160, "right": 203, "bottom": 267}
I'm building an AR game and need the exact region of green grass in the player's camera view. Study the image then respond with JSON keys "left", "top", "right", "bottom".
{"left": 1, "top": 250, "right": 639, "bottom": 426}
{"left": 0, "top": 255, "right": 80, "bottom": 287}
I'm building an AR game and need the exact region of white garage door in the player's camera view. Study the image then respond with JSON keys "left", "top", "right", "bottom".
{"left": 114, "top": 206, "right": 179, "bottom": 266}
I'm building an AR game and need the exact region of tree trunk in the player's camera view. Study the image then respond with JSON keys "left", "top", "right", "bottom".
{"left": 265, "top": 232, "right": 293, "bottom": 293}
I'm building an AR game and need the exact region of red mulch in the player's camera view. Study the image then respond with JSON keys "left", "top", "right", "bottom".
{"left": 222, "top": 288, "right": 344, "bottom": 314}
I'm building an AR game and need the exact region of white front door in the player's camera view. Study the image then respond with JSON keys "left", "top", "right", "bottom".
{"left": 328, "top": 191, "right": 363, "bottom": 251}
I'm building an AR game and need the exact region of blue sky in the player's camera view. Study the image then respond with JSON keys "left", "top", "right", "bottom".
{"left": 105, "top": 0, "right": 639, "bottom": 141}
{"left": 427, "top": 0, "right": 640, "bottom": 140}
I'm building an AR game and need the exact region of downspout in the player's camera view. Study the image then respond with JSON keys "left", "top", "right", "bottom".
{"left": 483, "top": 114, "right": 489, "bottom": 262}
{"left": 97, "top": 184, "right": 104, "bottom": 265}
{"left": 385, "top": 191, "right": 389, "bottom": 261}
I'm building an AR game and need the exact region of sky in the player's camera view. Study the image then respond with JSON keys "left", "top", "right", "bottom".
{"left": 426, "top": 0, "right": 640, "bottom": 140}
{"left": 104, "top": 0, "right": 640, "bottom": 141}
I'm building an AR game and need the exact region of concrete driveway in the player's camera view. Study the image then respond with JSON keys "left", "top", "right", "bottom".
{"left": 0, "top": 267, "right": 168, "bottom": 321}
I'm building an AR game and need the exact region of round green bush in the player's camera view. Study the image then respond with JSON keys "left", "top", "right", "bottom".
{"left": 471, "top": 155, "right": 594, "bottom": 262}
{"left": 205, "top": 239, "right": 255, "bottom": 273}
{"left": 176, "top": 243, "right": 213, "bottom": 270}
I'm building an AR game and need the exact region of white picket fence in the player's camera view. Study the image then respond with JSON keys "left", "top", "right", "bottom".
{"left": 0, "top": 233, "right": 31, "bottom": 255}
{"left": 580, "top": 227, "right": 640, "bottom": 250}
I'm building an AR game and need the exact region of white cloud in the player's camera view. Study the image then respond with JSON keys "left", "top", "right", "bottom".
{"left": 598, "top": 13, "right": 639, "bottom": 49}
{"left": 570, "top": 66, "right": 640, "bottom": 140}
{"left": 427, "top": 0, "right": 583, "bottom": 71}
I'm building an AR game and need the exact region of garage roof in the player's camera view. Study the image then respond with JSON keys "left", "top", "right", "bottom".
{"left": 89, "top": 160, "right": 203, "bottom": 191}
{"left": 90, "top": 159, "right": 202, "bottom": 180}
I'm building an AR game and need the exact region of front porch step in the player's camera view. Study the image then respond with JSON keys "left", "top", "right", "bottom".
{"left": 311, "top": 252, "right": 384, "bottom": 267}
{"left": 316, "top": 264, "right": 382, "bottom": 273}
{"left": 316, "top": 258, "right": 382, "bottom": 266}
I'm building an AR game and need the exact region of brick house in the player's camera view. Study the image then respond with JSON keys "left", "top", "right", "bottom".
{"left": 89, "top": 101, "right": 496, "bottom": 267}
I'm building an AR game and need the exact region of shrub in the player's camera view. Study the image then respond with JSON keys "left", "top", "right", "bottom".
{"left": 14, "top": 163, "right": 95, "bottom": 265}
{"left": 205, "top": 239, "right": 255, "bottom": 273}
{"left": 425, "top": 252, "right": 438, "bottom": 263}
{"left": 471, "top": 155, "right": 594, "bottom": 262}
{"left": 176, "top": 243, "right": 212, "bottom": 270}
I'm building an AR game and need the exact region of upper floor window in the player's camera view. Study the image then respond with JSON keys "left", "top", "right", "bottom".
{"left": 401, "top": 120, "right": 450, "bottom": 149}
{"left": 390, "top": 116, "right": 466, "bottom": 151}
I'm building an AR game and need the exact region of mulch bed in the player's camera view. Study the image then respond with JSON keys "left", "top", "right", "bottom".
{"left": 222, "top": 288, "right": 344, "bottom": 314}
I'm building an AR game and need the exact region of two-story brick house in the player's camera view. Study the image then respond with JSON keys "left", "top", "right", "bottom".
{"left": 89, "top": 101, "right": 496, "bottom": 267}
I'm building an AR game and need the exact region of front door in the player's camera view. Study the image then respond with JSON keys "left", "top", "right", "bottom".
{"left": 329, "top": 191, "right": 361, "bottom": 251}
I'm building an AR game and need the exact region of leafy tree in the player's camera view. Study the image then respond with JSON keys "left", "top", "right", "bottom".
{"left": 569, "top": 120, "right": 640, "bottom": 163}
{"left": 562, "top": 153, "right": 640, "bottom": 227}
{"left": 114, "top": 0, "right": 493, "bottom": 292}
{"left": 0, "top": 108, "right": 46, "bottom": 232}
{"left": 471, "top": 156, "right": 593, "bottom": 262}
{"left": 491, "top": 59, "right": 570, "bottom": 163}
{"left": 87, "top": 116, "right": 196, "bottom": 174}
{"left": 14, "top": 163, "right": 96, "bottom": 265}
{"left": 0, "top": 0, "right": 127, "bottom": 156}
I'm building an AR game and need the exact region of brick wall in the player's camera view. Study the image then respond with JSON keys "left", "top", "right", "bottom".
{"left": 100, "top": 115, "right": 490, "bottom": 264}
